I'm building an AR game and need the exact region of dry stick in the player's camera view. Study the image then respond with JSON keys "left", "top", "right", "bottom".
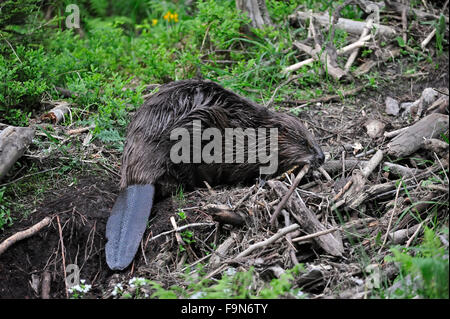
{"left": 384, "top": 126, "right": 409, "bottom": 138}
{"left": 270, "top": 164, "right": 310, "bottom": 227}
{"left": 345, "top": 16, "right": 374, "bottom": 72}
{"left": 265, "top": 74, "right": 301, "bottom": 107}
{"left": 378, "top": 179, "right": 403, "bottom": 254}
{"left": 293, "top": 42, "right": 346, "bottom": 80}
{"left": 284, "top": 35, "right": 371, "bottom": 73}
{"left": 421, "top": 27, "right": 437, "bottom": 50}
{"left": 342, "top": 150, "right": 346, "bottom": 179}
{"left": 0, "top": 33, "right": 22, "bottom": 64}
{"left": 0, "top": 216, "right": 52, "bottom": 256}
{"left": 401, "top": 6, "right": 408, "bottom": 44}
{"left": 318, "top": 166, "right": 332, "bottom": 182}
{"left": 282, "top": 209, "right": 299, "bottom": 265}
{"left": 148, "top": 222, "right": 215, "bottom": 243}
{"left": 333, "top": 178, "right": 354, "bottom": 201}
{"left": 41, "top": 271, "right": 52, "bottom": 299}
{"left": 55, "top": 216, "right": 69, "bottom": 299}
{"left": 333, "top": 149, "right": 383, "bottom": 201}
{"left": 170, "top": 216, "right": 186, "bottom": 246}
{"left": 236, "top": 223, "right": 300, "bottom": 259}
{"left": 291, "top": 226, "right": 339, "bottom": 243}
{"left": 282, "top": 85, "right": 364, "bottom": 106}
{"left": 405, "top": 221, "right": 424, "bottom": 248}
{"left": 66, "top": 124, "right": 95, "bottom": 135}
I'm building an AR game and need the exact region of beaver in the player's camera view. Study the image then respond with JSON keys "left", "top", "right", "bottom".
{"left": 105, "top": 79, "right": 325, "bottom": 270}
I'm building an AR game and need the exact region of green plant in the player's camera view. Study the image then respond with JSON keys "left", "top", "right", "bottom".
{"left": 0, "top": 187, "right": 13, "bottom": 231}
{"left": 435, "top": 14, "right": 447, "bottom": 56}
{"left": 68, "top": 279, "right": 92, "bottom": 299}
{"left": 145, "top": 264, "right": 306, "bottom": 299}
{"left": 385, "top": 227, "right": 449, "bottom": 298}
{"left": 259, "top": 264, "right": 305, "bottom": 298}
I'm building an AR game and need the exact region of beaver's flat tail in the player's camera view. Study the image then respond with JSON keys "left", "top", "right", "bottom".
{"left": 105, "top": 184, "right": 155, "bottom": 270}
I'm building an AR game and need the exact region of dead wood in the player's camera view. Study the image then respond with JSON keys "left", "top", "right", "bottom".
{"left": 268, "top": 180, "right": 344, "bottom": 257}
{"left": 334, "top": 150, "right": 383, "bottom": 202}
{"left": 354, "top": 46, "right": 401, "bottom": 76}
{"left": 203, "top": 204, "right": 246, "bottom": 226}
{"left": 385, "top": 1, "right": 449, "bottom": 23}
{"left": 41, "top": 271, "right": 52, "bottom": 299}
{"left": 290, "top": 11, "right": 396, "bottom": 37}
{"left": 236, "top": 223, "right": 300, "bottom": 259}
{"left": 210, "top": 232, "right": 238, "bottom": 268}
{"left": 0, "top": 217, "right": 52, "bottom": 256}
{"left": 345, "top": 15, "right": 374, "bottom": 73}
{"left": 386, "top": 113, "right": 449, "bottom": 157}
{"left": 388, "top": 223, "right": 422, "bottom": 245}
{"left": 423, "top": 138, "right": 449, "bottom": 158}
{"left": 270, "top": 164, "right": 310, "bottom": 227}
{"left": 383, "top": 162, "right": 420, "bottom": 178}
{"left": 236, "top": 0, "right": 273, "bottom": 29}
{"left": 40, "top": 101, "right": 71, "bottom": 124}
{"left": 281, "top": 86, "right": 364, "bottom": 105}
{"left": 293, "top": 41, "right": 347, "bottom": 81}
{"left": 0, "top": 126, "right": 35, "bottom": 181}
{"left": 347, "top": 166, "right": 443, "bottom": 210}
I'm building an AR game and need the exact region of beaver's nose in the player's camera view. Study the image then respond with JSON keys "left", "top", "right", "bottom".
{"left": 314, "top": 145, "right": 325, "bottom": 165}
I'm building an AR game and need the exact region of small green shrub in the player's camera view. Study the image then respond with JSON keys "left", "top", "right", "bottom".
{"left": 385, "top": 227, "right": 449, "bottom": 299}
{"left": 0, "top": 187, "right": 13, "bottom": 231}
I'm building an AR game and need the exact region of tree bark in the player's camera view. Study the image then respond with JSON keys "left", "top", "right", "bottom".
{"left": 236, "top": 0, "right": 273, "bottom": 29}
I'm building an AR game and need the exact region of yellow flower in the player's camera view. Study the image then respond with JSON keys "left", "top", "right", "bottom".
{"left": 163, "top": 11, "right": 171, "bottom": 21}
{"left": 152, "top": 19, "right": 158, "bottom": 26}
{"left": 163, "top": 11, "right": 178, "bottom": 23}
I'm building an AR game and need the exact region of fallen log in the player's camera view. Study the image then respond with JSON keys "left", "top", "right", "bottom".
{"left": 386, "top": 113, "right": 449, "bottom": 157}
{"left": 0, "top": 126, "right": 35, "bottom": 181}
{"left": 290, "top": 11, "right": 396, "bottom": 37}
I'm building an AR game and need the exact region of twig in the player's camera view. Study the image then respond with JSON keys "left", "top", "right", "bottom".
{"left": 333, "top": 178, "right": 353, "bottom": 201}
{"left": 148, "top": 222, "right": 215, "bottom": 243}
{"left": 66, "top": 124, "right": 95, "bottom": 135}
{"left": 282, "top": 85, "right": 364, "bottom": 105}
{"left": 384, "top": 126, "right": 409, "bottom": 138}
{"left": 318, "top": 166, "right": 333, "bottom": 181}
{"left": 56, "top": 215, "right": 69, "bottom": 299}
{"left": 236, "top": 223, "right": 300, "bottom": 258}
{"left": 345, "top": 16, "right": 374, "bottom": 72}
{"left": 401, "top": 6, "right": 408, "bottom": 44}
{"left": 284, "top": 36, "right": 371, "bottom": 73}
{"left": 41, "top": 271, "right": 52, "bottom": 299}
{"left": 405, "top": 222, "right": 424, "bottom": 248}
{"left": 0, "top": 167, "right": 59, "bottom": 188}
{"left": 270, "top": 164, "right": 310, "bottom": 227}
{"left": 378, "top": 179, "right": 403, "bottom": 254}
{"left": 291, "top": 226, "right": 339, "bottom": 243}
{"left": 421, "top": 28, "right": 436, "bottom": 50}
{"left": 0, "top": 217, "right": 52, "bottom": 256}
{"left": 265, "top": 74, "right": 301, "bottom": 107}
{"left": 0, "top": 33, "right": 22, "bottom": 64}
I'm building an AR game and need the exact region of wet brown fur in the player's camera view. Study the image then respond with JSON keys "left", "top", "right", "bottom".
{"left": 120, "top": 80, "right": 324, "bottom": 196}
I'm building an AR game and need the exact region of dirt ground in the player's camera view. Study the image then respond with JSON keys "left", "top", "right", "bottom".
{"left": 0, "top": 51, "right": 448, "bottom": 299}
